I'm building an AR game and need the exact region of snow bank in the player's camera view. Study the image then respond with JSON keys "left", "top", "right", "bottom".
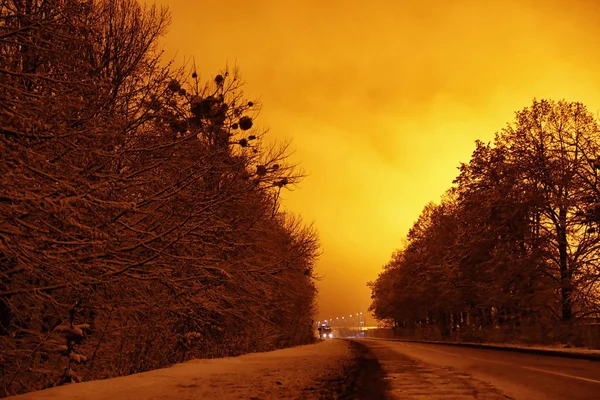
{"left": 479, "top": 342, "right": 600, "bottom": 356}
{"left": 10, "top": 340, "right": 355, "bottom": 400}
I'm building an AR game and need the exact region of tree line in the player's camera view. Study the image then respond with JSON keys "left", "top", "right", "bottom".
{"left": 0, "top": 0, "right": 319, "bottom": 396}
{"left": 369, "top": 99, "right": 600, "bottom": 346}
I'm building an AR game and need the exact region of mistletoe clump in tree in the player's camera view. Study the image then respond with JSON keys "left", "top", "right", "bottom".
{"left": 0, "top": 0, "right": 319, "bottom": 396}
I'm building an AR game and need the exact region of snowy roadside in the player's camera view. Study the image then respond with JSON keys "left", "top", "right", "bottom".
{"left": 9, "top": 340, "right": 361, "bottom": 400}
{"left": 471, "top": 342, "right": 600, "bottom": 356}
{"left": 365, "top": 337, "right": 600, "bottom": 360}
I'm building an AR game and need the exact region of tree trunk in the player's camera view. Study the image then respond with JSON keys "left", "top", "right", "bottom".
{"left": 558, "top": 206, "right": 572, "bottom": 322}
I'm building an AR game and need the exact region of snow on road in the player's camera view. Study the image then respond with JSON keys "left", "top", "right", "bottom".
{"left": 359, "top": 338, "right": 600, "bottom": 400}
{"left": 359, "top": 339, "right": 511, "bottom": 400}
{"left": 10, "top": 340, "right": 356, "bottom": 400}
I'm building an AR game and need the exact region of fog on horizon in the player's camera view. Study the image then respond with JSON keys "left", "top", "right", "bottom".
{"left": 158, "top": 0, "right": 600, "bottom": 321}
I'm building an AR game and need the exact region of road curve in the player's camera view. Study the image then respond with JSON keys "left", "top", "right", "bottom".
{"left": 354, "top": 338, "right": 600, "bottom": 400}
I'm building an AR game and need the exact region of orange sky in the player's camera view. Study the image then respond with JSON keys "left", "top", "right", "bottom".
{"left": 157, "top": 0, "right": 600, "bottom": 323}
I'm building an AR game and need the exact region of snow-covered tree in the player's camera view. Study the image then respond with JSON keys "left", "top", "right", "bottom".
{"left": 1, "top": 0, "right": 319, "bottom": 396}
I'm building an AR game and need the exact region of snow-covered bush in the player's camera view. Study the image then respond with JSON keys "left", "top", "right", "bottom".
{"left": 0, "top": 0, "right": 319, "bottom": 396}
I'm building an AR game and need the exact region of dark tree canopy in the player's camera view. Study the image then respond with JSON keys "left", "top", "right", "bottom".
{"left": 0, "top": 0, "right": 319, "bottom": 396}
{"left": 369, "top": 99, "right": 600, "bottom": 346}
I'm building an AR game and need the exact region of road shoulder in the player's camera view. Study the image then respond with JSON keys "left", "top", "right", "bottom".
{"left": 364, "top": 337, "right": 600, "bottom": 361}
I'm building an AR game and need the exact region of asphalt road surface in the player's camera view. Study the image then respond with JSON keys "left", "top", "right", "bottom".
{"left": 356, "top": 338, "right": 600, "bottom": 400}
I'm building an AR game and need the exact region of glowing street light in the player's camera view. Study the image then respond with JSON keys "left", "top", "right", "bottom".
{"left": 359, "top": 312, "right": 363, "bottom": 330}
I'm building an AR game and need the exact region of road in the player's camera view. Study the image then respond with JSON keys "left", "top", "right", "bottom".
{"left": 356, "top": 338, "right": 600, "bottom": 400}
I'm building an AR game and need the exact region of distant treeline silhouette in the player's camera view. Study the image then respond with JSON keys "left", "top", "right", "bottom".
{"left": 369, "top": 99, "right": 600, "bottom": 347}
{"left": 0, "top": 0, "right": 319, "bottom": 396}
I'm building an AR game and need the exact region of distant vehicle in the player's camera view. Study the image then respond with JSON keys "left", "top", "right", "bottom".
{"left": 318, "top": 325, "right": 333, "bottom": 339}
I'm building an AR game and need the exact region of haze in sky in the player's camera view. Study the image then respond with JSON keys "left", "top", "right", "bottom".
{"left": 158, "top": 0, "right": 600, "bottom": 322}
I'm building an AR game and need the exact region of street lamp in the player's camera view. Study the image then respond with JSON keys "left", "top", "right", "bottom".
{"left": 361, "top": 312, "right": 367, "bottom": 331}
{"left": 359, "top": 312, "right": 363, "bottom": 331}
